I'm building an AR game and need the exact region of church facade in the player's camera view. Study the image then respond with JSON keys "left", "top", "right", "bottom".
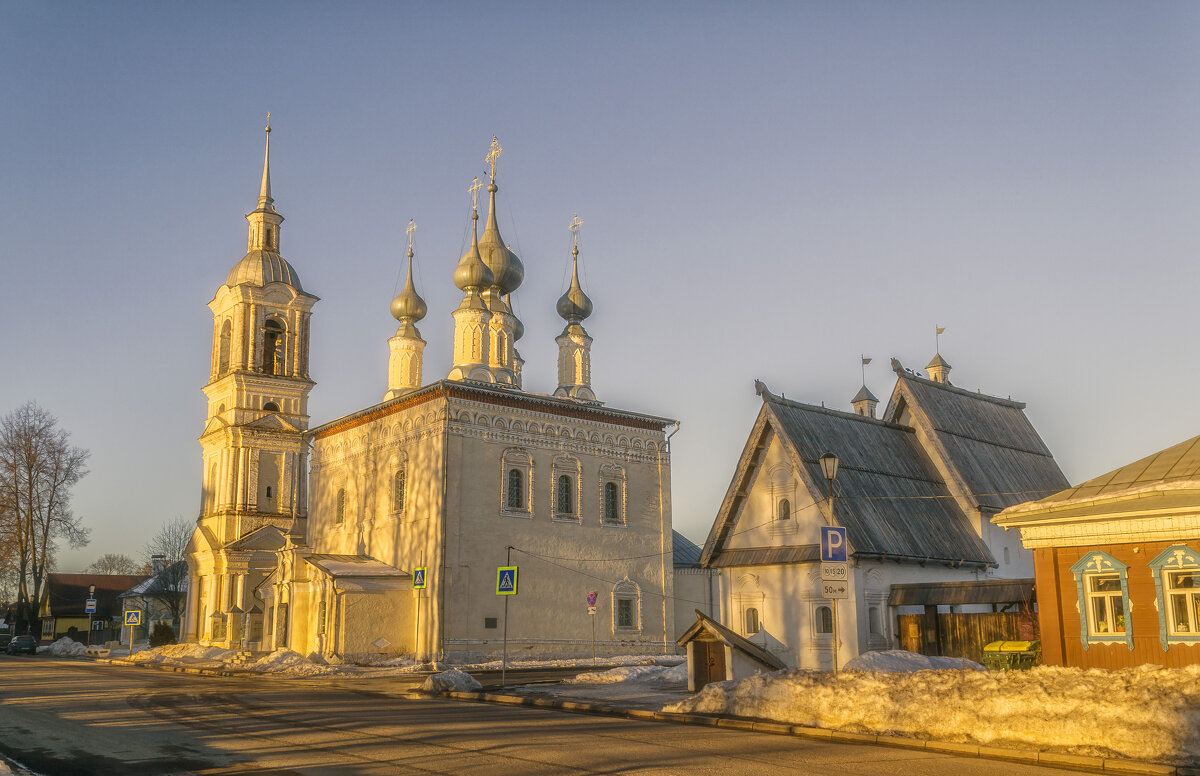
{"left": 183, "top": 131, "right": 677, "bottom": 661}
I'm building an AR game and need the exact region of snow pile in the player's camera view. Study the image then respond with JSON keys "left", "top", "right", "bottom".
{"left": 126, "top": 643, "right": 231, "bottom": 664}
{"left": 246, "top": 649, "right": 339, "bottom": 676}
{"left": 46, "top": 637, "right": 87, "bottom": 657}
{"left": 421, "top": 669, "right": 482, "bottom": 693}
{"left": 568, "top": 663, "right": 688, "bottom": 685}
{"left": 843, "top": 650, "right": 984, "bottom": 673}
{"left": 665, "top": 663, "right": 1200, "bottom": 765}
{"left": 459, "top": 654, "right": 682, "bottom": 671}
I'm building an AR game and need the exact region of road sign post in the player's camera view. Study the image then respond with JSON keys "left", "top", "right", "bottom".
{"left": 587, "top": 591, "right": 597, "bottom": 666}
{"left": 820, "top": 526, "right": 849, "bottom": 674}
{"left": 498, "top": 553, "right": 518, "bottom": 688}
{"left": 85, "top": 590, "right": 96, "bottom": 647}
{"left": 413, "top": 566, "right": 427, "bottom": 661}
{"left": 124, "top": 610, "right": 142, "bottom": 656}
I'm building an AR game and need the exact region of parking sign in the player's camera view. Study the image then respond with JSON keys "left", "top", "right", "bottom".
{"left": 820, "top": 526, "right": 848, "bottom": 562}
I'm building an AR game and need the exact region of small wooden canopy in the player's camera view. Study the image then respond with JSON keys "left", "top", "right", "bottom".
{"left": 677, "top": 610, "right": 786, "bottom": 671}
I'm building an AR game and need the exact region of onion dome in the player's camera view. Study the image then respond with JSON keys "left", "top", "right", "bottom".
{"left": 390, "top": 247, "right": 427, "bottom": 323}
{"left": 477, "top": 182, "right": 524, "bottom": 294}
{"left": 556, "top": 245, "right": 593, "bottom": 323}
{"left": 507, "top": 294, "right": 524, "bottom": 341}
{"left": 454, "top": 210, "right": 494, "bottom": 292}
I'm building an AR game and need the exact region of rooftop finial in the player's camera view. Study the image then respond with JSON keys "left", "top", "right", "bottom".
{"left": 861, "top": 355, "right": 872, "bottom": 387}
{"left": 936, "top": 325, "right": 946, "bottom": 354}
{"left": 405, "top": 218, "right": 417, "bottom": 258}
{"left": 259, "top": 112, "right": 273, "bottom": 205}
{"left": 569, "top": 213, "right": 583, "bottom": 254}
{"left": 485, "top": 135, "right": 502, "bottom": 184}
{"left": 469, "top": 177, "right": 482, "bottom": 214}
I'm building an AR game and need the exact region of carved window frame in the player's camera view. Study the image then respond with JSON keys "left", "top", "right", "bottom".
{"left": 551, "top": 454, "right": 582, "bottom": 523}
{"left": 500, "top": 448, "right": 534, "bottom": 518}
{"left": 612, "top": 577, "right": 642, "bottom": 633}
{"left": 1150, "top": 544, "right": 1200, "bottom": 648}
{"left": 598, "top": 462, "right": 627, "bottom": 527}
{"left": 1071, "top": 551, "right": 1133, "bottom": 651}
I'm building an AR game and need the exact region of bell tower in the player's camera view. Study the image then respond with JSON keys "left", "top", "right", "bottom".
{"left": 186, "top": 118, "right": 319, "bottom": 646}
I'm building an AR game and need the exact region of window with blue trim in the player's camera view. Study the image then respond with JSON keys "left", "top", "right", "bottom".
{"left": 1070, "top": 551, "right": 1133, "bottom": 650}
{"left": 1150, "top": 544, "right": 1200, "bottom": 649}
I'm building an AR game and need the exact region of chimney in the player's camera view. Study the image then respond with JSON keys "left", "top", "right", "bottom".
{"left": 151, "top": 554, "right": 167, "bottom": 575}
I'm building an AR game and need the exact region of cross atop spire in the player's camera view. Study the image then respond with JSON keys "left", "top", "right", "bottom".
{"left": 259, "top": 112, "right": 273, "bottom": 206}
{"left": 569, "top": 213, "right": 583, "bottom": 253}
{"left": 485, "top": 136, "right": 502, "bottom": 184}
{"left": 469, "top": 177, "right": 482, "bottom": 212}
{"left": 406, "top": 218, "right": 417, "bottom": 257}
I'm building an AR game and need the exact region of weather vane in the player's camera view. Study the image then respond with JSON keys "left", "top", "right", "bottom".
{"left": 406, "top": 219, "right": 417, "bottom": 255}
{"left": 485, "top": 136, "right": 502, "bottom": 183}
{"left": 569, "top": 213, "right": 583, "bottom": 251}
{"left": 468, "top": 177, "right": 482, "bottom": 211}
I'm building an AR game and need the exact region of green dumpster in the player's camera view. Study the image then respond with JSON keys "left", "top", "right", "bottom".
{"left": 981, "top": 640, "right": 1040, "bottom": 670}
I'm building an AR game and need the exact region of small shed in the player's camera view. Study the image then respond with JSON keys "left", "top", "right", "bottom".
{"left": 677, "top": 610, "right": 786, "bottom": 691}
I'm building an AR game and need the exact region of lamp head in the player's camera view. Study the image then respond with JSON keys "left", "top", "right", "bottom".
{"left": 818, "top": 452, "right": 839, "bottom": 482}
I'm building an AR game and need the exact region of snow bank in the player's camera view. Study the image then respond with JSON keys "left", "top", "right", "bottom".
{"left": 459, "top": 655, "right": 681, "bottom": 671}
{"left": 46, "top": 637, "right": 87, "bottom": 657}
{"left": 422, "top": 669, "right": 482, "bottom": 693}
{"left": 568, "top": 663, "right": 688, "bottom": 685}
{"left": 126, "top": 643, "right": 231, "bottom": 664}
{"left": 843, "top": 650, "right": 983, "bottom": 673}
{"left": 246, "top": 649, "right": 339, "bottom": 676}
{"left": 665, "top": 663, "right": 1200, "bottom": 765}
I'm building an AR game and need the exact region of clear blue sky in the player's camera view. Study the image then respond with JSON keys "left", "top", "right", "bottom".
{"left": 3, "top": 2, "right": 1199, "bottom": 571}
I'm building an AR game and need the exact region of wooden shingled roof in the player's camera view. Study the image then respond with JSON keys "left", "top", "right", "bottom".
{"left": 884, "top": 363, "right": 1069, "bottom": 511}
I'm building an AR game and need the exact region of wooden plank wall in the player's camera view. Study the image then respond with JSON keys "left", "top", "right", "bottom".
{"left": 898, "top": 612, "right": 1028, "bottom": 662}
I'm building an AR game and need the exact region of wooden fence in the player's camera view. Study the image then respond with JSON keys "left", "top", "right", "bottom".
{"left": 898, "top": 611, "right": 1036, "bottom": 662}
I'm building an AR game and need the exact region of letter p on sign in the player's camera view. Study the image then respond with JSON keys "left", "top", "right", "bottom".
{"left": 821, "top": 526, "right": 848, "bottom": 562}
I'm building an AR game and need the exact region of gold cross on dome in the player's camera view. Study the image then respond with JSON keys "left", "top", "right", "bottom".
{"left": 568, "top": 213, "right": 583, "bottom": 250}
{"left": 468, "top": 177, "right": 482, "bottom": 210}
{"left": 265, "top": 111, "right": 271, "bottom": 133}
{"left": 485, "top": 136, "right": 502, "bottom": 183}
{"left": 406, "top": 219, "right": 417, "bottom": 252}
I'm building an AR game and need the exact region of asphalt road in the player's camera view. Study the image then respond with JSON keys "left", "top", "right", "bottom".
{"left": 0, "top": 656, "right": 1092, "bottom": 776}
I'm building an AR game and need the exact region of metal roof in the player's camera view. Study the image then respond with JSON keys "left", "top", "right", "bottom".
{"left": 888, "top": 578, "right": 1035, "bottom": 606}
{"left": 708, "top": 545, "right": 821, "bottom": 567}
{"left": 672, "top": 531, "right": 703, "bottom": 568}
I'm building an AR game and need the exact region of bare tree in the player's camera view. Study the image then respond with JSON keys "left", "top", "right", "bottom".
{"left": 141, "top": 516, "right": 192, "bottom": 629}
{"left": 0, "top": 403, "right": 90, "bottom": 634}
{"left": 86, "top": 553, "right": 141, "bottom": 575}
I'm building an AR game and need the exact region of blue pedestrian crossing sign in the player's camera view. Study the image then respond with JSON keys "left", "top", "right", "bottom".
{"left": 496, "top": 566, "right": 518, "bottom": 595}
{"left": 413, "top": 567, "right": 427, "bottom": 589}
{"left": 821, "top": 526, "right": 848, "bottom": 563}
{"left": 124, "top": 610, "right": 142, "bottom": 626}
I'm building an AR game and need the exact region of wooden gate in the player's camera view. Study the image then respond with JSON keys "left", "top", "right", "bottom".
{"left": 898, "top": 612, "right": 1034, "bottom": 662}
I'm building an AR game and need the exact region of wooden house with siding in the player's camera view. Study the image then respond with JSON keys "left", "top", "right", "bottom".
{"left": 698, "top": 355, "right": 1068, "bottom": 668}
{"left": 994, "top": 434, "right": 1200, "bottom": 668}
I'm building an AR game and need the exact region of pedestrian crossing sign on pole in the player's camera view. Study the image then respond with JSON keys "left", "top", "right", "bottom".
{"left": 413, "top": 567, "right": 427, "bottom": 589}
{"left": 496, "top": 566, "right": 518, "bottom": 595}
{"left": 124, "top": 610, "right": 142, "bottom": 626}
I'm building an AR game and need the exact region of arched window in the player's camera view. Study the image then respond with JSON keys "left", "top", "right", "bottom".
{"left": 778, "top": 499, "right": 790, "bottom": 521}
{"left": 816, "top": 605, "right": 833, "bottom": 634}
{"left": 745, "top": 607, "right": 760, "bottom": 634}
{"left": 393, "top": 468, "right": 406, "bottom": 513}
{"left": 868, "top": 606, "right": 882, "bottom": 636}
{"left": 507, "top": 469, "right": 524, "bottom": 510}
{"left": 263, "top": 319, "right": 285, "bottom": 376}
{"left": 556, "top": 475, "right": 573, "bottom": 515}
{"left": 218, "top": 319, "right": 231, "bottom": 375}
{"left": 336, "top": 488, "right": 346, "bottom": 524}
{"left": 603, "top": 482, "right": 620, "bottom": 524}
{"left": 263, "top": 401, "right": 280, "bottom": 413}
{"left": 613, "top": 578, "right": 641, "bottom": 632}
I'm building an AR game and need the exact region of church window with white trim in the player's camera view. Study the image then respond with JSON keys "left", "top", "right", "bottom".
{"left": 500, "top": 448, "right": 533, "bottom": 517}
{"left": 612, "top": 578, "right": 641, "bottom": 632}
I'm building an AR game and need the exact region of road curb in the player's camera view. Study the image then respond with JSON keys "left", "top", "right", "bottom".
{"left": 440, "top": 690, "right": 1180, "bottom": 775}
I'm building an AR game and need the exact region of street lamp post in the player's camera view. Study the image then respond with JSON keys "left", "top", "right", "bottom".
{"left": 818, "top": 452, "right": 840, "bottom": 674}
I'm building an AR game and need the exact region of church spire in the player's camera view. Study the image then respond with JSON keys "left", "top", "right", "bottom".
{"left": 448, "top": 178, "right": 496, "bottom": 383}
{"left": 386, "top": 220, "right": 428, "bottom": 400}
{"left": 246, "top": 114, "right": 283, "bottom": 253}
{"left": 554, "top": 214, "right": 596, "bottom": 402}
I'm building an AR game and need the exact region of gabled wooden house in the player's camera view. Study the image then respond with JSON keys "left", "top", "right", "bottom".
{"left": 699, "top": 356, "right": 1068, "bottom": 668}
{"left": 994, "top": 434, "right": 1200, "bottom": 668}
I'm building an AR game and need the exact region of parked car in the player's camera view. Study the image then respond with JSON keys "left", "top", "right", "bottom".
{"left": 6, "top": 635, "right": 37, "bottom": 655}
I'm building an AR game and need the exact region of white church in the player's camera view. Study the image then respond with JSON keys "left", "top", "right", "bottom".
{"left": 183, "top": 129, "right": 679, "bottom": 662}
